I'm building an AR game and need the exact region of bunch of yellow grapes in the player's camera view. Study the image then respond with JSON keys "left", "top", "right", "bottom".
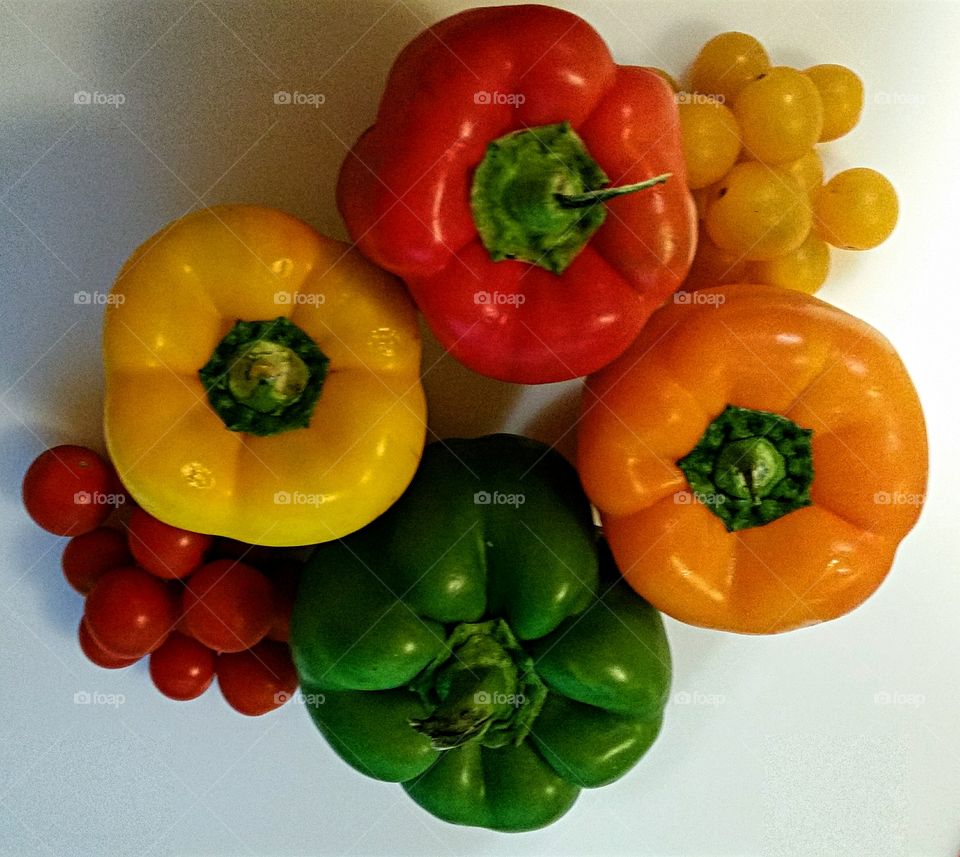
{"left": 664, "top": 32, "right": 898, "bottom": 294}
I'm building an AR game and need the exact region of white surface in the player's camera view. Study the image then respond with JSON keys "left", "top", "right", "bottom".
{"left": 1, "top": 1, "right": 958, "bottom": 855}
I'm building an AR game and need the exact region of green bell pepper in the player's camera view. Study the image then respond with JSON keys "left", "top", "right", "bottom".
{"left": 291, "top": 435, "right": 671, "bottom": 832}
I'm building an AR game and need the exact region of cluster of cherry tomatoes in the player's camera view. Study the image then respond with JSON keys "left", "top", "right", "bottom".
{"left": 661, "top": 31, "right": 898, "bottom": 294}
{"left": 22, "top": 445, "right": 299, "bottom": 716}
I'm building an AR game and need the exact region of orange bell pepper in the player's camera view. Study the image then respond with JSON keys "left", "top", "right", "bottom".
{"left": 577, "top": 284, "right": 927, "bottom": 634}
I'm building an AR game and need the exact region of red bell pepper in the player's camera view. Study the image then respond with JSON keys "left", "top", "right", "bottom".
{"left": 337, "top": 4, "right": 696, "bottom": 384}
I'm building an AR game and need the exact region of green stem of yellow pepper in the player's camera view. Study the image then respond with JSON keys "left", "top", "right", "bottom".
{"left": 199, "top": 317, "right": 329, "bottom": 437}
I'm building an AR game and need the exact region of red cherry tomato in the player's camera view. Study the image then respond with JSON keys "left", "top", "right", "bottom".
{"left": 264, "top": 558, "right": 303, "bottom": 643}
{"left": 78, "top": 618, "right": 140, "bottom": 669}
{"left": 149, "top": 632, "right": 216, "bottom": 701}
{"left": 84, "top": 566, "right": 178, "bottom": 658}
{"left": 22, "top": 445, "right": 122, "bottom": 536}
{"left": 217, "top": 640, "right": 298, "bottom": 716}
{"left": 61, "top": 527, "right": 133, "bottom": 594}
{"left": 126, "top": 507, "right": 213, "bottom": 580}
{"left": 180, "top": 560, "right": 274, "bottom": 653}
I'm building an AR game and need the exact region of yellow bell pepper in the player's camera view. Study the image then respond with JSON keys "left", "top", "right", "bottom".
{"left": 103, "top": 205, "right": 427, "bottom": 546}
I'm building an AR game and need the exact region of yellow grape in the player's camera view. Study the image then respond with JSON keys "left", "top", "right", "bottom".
{"left": 814, "top": 168, "right": 898, "bottom": 250}
{"left": 733, "top": 67, "right": 824, "bottom": 164}
{"left": 781, "top": 149, "right": 824, "bottom": 201}
{"left": 741, "top": 149, "right": 823, "bottom": 202}
{"left": 804, "top": 64, "right": 864, "bottom": 142}
{"left": 678, "top": 98, "right": 742, "bottom": 189}
{"left": 705, "top": 161, "right": 812, "bottom": 261}
{"left": 750, "top": 232, "right": 830, "bottom": 293}
{"left": 689, "top": 32, "right": 770, "bottom": 104}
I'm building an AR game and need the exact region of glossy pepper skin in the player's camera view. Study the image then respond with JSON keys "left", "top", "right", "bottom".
{"left": 291, "top": 435, "right": 671, "bottom": 831}
{"left": 103, "top": 205, "right": 426, "bottom": 547}
{"left": 337, "top": 4, "right": 696, "bottom": 384}
{"left": 578, "top": 284, "right": 928, "bottom": 634}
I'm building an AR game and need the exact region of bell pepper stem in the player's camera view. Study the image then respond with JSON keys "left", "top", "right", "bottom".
{"left": 471, "top": 122, "right": 670, "bottom": 275}
{"left": 558, "top": 173, "right": 672, "bottom": 208}
{"left": 198, "top": 317, "right": 329, "bottom": 437}
{"left": 408, "top": 619, "right": 546, "bottom": 751}
{"left": 409, "top": 666, "right": 515, "bottom": 750}
{"left": 676, "top": 405, "right": 814, "bottom": 532}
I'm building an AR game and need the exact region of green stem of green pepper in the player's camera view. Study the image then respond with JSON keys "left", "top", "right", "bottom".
{"left": 410, "top": 665, "right": 515, "bottom": 749}
{"left": 409, "top": 620, "right": 547, "bottom": 751}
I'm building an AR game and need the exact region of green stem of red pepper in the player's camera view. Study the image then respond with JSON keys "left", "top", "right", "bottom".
{"left": 559, "top": 174, "right": 672, "bottom": 207}
{"left": 470, "top": 122, "right": 670, "bottom": 274}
